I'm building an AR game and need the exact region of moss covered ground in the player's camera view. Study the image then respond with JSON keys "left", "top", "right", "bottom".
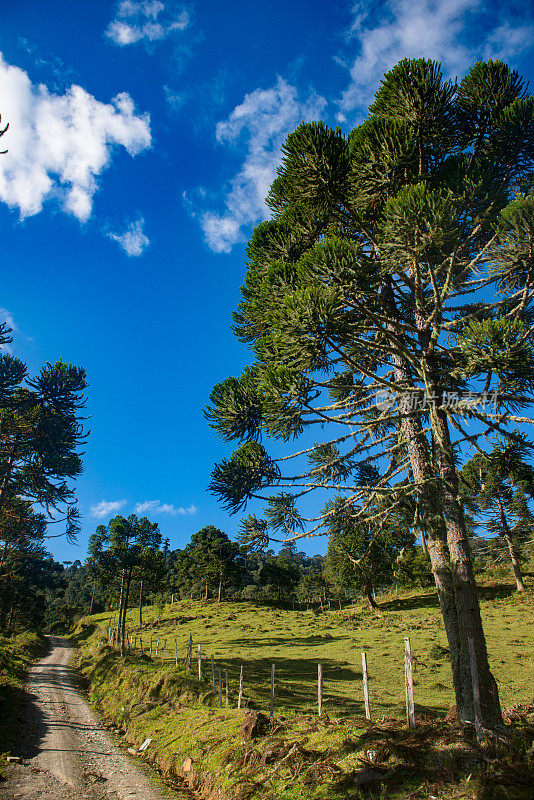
{"left": 74, "top": 581, "right": 534, "bottom": 799}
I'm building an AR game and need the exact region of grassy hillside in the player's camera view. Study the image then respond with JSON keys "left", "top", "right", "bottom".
{"left": 91, "top": 582, "right": 533, "bottom": 718}
{"left": 75, "top": 581, "right": 534, "bottom": 800}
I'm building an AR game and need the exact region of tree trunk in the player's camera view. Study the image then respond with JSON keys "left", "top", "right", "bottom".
{"left": 364, "top": 585, "right": 378, "bottom": 610}
{"left": 218, "top": 579, "right": 222, "bottom": 603}
{"left": 420, "top": 528, "right": 428, "bottom": 555}
{"left": 382, "top": 280, "right": 466, "bottom": 716}
{"left": 116, "top": 571, "right": 125, "bottom": 647}
{"left": 497, "top": 500, "right": 525, "bottom": 592}
{"left": 120, "top": 567, "right": 133, "bottom": 657}
{"left": 89, "top": 581, "right": 96, "bottom": 616}
{"left": 432, "top": 407, "right": 502, "bottom": 728}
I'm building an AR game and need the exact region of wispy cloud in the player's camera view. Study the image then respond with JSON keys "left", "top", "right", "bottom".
{"left": 337, "top": 0, "right": 534, "bottom": 119}
{"left": 0, "top": 52, "right": 151, "bottom": 222}
{"left": 0, "top": 308, "right": 17, "bottom": 353}
{"left": 196, "top": 77, "right": 326, "bottom": 253}
{"left": 106, "top": 1, "right": 190, "bottom": 46}
{"left": 163, "top": 84, "right": 185, "bottom": 114}
{"left": 90, "top": 499, "right": 127, "bottom": 519}
{"left": 108, "top": 216, "right": 150, "bottom": 256}
{"left": 135, "top": 499, "right": 197, "bottom": 516}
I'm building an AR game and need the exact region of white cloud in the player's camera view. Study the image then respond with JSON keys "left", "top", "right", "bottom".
{"left": 106, "top": 1, "right": 190, "bottom": 46}
{"left": 0, "top": 53, "right": 151, "bottom": 222}
{"left": 0, "top": 308, "right": 17, "bottom": 353}
{"left": 198, "top": 77, "right": 326, "bottom": 253}
{"left": 90, "top": 499, "right": 127, "bottom": 519}
{"left": 108, "top": 216, "right": 150, "bottom": 256}
{"left": 337, "top": 0, "right": 534, "bottom": 117}
{"left": 482, "top": 21, "right": 534, "bottom": 61}
{"left": 135, "top": 499, "right": 197, "bottom": 516}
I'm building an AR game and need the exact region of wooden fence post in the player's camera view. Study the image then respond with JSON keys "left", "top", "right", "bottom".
{"left": 404, "top": 637, "right": 415, "bottom": 729}
{"left": 211, "top": 655, "right": 216, "bottom": 691}
{"left": 188, "top": 634, "right": 192, "bottom": 669}
{"left": 318, "top": 663, "right": 323, "bottom": 717}
{"left": 198, "top": 644, "right": 202, "bottom": 681}
{"left": 174, "top": 638, "right": 178, "bottom": 667}
{"left": 270, "top": 663, "right": 275, "bottom": 719}
{"left": 225, "top": 670, "right": 229, "bottom": 706}
{"left": 468, "top": 636, "right": 483, "bottom": 742}
{"left": 238, "top": 665, "right": 243, "bottom": 710}
{"left": 361, "top": 651, "right": 371, "bottom": 721}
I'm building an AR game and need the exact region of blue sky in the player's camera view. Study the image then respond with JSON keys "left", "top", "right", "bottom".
{"left": 0, "top": 0, "right": 533, "bottom": 562}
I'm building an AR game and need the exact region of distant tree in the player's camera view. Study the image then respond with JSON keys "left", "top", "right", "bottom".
{"left": 325, "top": 500, "right": 413, "bottom": 609}
{"left": 460, "top": 441, "right": 534, "bottom": 591}
{"left": 296, "top": 571, "right": 329, "bottom": 605}
{"left": 259, "top": 556, "right": 300, "bottom": 601}
{"left": 87, "top": 515, "right": 164, "bottom": 654}
{"left": 178, "top": 525, "right": 242, "bottom": 601}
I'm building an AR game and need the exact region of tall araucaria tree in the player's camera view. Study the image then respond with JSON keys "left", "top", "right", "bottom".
{"left": 206, "top": 59, "right": 534, "bottom": 728}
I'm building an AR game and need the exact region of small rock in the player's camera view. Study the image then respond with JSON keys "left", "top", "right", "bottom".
{"left": 352, "top": 766, "right": 386, "bottom": 788}
{"left": 240, "top": 710, "right": 268, "bottom": 740}
{"left": 182, "top": 757, "right": 192, "bottom": 773}
{"left": 138, "top": 737, "right": 152, "bottom": 752}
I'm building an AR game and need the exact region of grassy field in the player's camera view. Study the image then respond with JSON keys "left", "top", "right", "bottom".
{"left": 93, "top": 581, "right": 534, "bottom": 719}
{"left": 74, "top": 581, "right": 534, "bottom": 799}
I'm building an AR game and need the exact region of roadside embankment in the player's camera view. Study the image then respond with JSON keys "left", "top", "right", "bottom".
{"left": 0, "top": 630, "right": 48, "bottom": 762}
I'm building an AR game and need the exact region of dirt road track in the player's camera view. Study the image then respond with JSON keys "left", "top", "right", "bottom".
{"left": 1, "top": 636, "right": 174, "bottom": 800}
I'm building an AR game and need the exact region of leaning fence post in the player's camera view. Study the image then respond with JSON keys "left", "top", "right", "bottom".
{"left": 238, "top": 664, "right": 243, "bottom": 709}
{"left": 211, "top": 655, "right": 216, "bottom": 691}
{"left": 318, "top": 663, "right": 323, "bottom": 717}
{"left": 218, "top": 668, "right": 223, "bottom": 708}
{"left": 404, "top": 637, "right": 415, "bottom": 729}
{"left": 270, "top": 663, "right": 275, "bottom": 719}
{"left": 198, "top": 644, "right": 202, "bottom": 681}
{"left": 468, "top": 636, "right": 483, "bottom": 742}
{"left": 361, "top": 651, "right": 371, "bottom": 721}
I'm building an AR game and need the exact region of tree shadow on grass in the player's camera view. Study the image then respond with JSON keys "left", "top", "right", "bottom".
{"left": 476, "top": 582, "right": 517, "bottom": 601}
{"left": 379, "top": 592, "right": 440, "bottom": 611}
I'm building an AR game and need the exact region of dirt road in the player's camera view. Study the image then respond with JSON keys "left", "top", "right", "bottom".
{"left": 1, "top": 636, "right": 174, "bottom": 800}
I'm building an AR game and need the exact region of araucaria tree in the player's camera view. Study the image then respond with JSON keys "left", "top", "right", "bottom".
{"left": 87, "top": 514, "right": 163, "bottom": 655}
{"left": 206, "top": 58, "right": 534, "bottom": 729}
{"left": 461, "top": 440, "right": 534, "bottom": 592}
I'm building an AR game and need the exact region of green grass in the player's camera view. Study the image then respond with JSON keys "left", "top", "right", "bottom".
{"left": 0, "top": 630, "right": 48, "bottom": 766}
{"left": 91, "top": 581, "right": 534, "bottom": 719}
{"left": 75, "top": 580, "right": 534, "bottom": 799}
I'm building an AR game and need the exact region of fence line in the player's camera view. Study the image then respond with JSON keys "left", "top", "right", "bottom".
{"left": 105, "top": 624, "right": 425, "bottom": 729}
